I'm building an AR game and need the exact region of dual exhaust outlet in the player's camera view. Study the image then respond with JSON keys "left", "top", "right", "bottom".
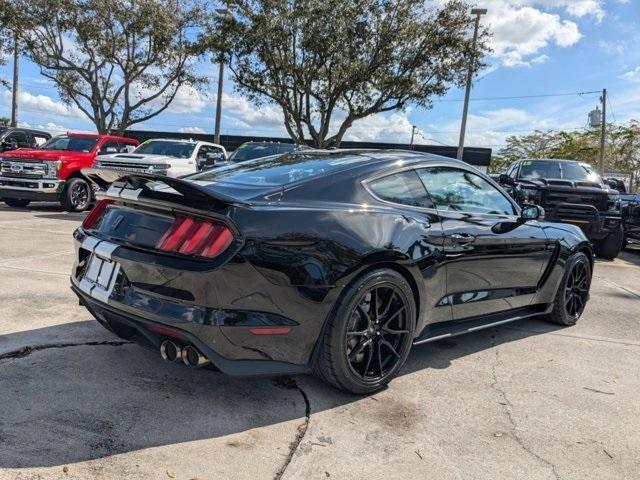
{"left": 160, "top": 340, "right": 210, "bottom": 368}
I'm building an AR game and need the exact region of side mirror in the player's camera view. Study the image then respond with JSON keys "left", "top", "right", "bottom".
{"left": 521, "top": 204, "right": 545, "bottom": 221}
{"left": 499, "top": 174, "right": 515, "bottom": 186}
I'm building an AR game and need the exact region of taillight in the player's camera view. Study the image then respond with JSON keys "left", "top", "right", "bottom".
{"left": 155, "top": 215, "right": 233, "bottom": 258}
{"left": 82, "top": 199, "right": 114, "bottom": 229}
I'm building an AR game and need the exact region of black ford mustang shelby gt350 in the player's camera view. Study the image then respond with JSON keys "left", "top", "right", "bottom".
{"left": 72, "top": 150, "right": 593, "bottom": 394}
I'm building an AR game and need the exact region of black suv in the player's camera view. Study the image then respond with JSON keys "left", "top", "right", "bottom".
{"left": 498, "top": 159, "right": 623, "bottom": 259}
{"left": 0, "top": 127, "right": 51, "bottom": 152}
{"left": 621, "top": 192, "right": 640, "bottom": 249}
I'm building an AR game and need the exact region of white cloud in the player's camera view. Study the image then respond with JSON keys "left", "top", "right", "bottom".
{"left": 178, "top": 126, "right": 206, "bottom": 134}
{"left": 164, "top": 85, "right": 210, "bottom": 114}
{"left": 485, "top": 3, "right": 582, "bottom": 67}
{"left": 2, "top": 89, "right": 83, "bottom": 118}
{"left": 17, "top": 121, "right": 94, "bottom": 136}
{"left": 621, "top": 66, "right": 640, "bottom": 82}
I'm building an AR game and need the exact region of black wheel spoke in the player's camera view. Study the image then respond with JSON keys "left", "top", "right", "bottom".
{"left": 376, "top": 341, "right": 384, "bottom": 376}
{"left": 348, "top": 338, "right": 371, "bottom": 362}
{"left": 345, "top": 282, "right": 411, "bottom": 381}
{"left": 381, "top": 339, "right": 401, "bottom": 359}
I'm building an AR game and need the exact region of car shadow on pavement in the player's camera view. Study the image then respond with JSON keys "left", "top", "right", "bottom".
{"left": 0, "top": 316, "right": 562, "bottom": 469}
{"left": 0, "top": 203, "right": 87, "bottom": 221}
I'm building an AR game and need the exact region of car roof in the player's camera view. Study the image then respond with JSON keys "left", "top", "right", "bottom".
{"left": 191, "top": 148, "right": 469, "bottom": 201}
{"left": 523, "top": 158, "right": 586, "bottom": 163}
{"left": 1, "top": 127, "right": 51, "bottom": 136}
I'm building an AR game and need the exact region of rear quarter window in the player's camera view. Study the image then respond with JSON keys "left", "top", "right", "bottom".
{"left": 367, "top": 170, "right": 434, "bottom": 208}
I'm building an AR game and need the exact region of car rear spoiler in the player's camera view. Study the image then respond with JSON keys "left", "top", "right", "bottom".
{"left": 82, "top": 168, "right": 248, "bottom": 208}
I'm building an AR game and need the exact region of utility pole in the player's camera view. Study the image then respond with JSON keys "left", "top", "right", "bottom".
{"left": 213, "top": 8, "right": 231, "bottom": 145}
{"left": 214, "top": 58, "right": 224, "bottom": 145}
{"left": 599, "top": 88, "right": 607, "bottom": 176}
{"left": 456, "top": 8, "right": 487, "bottom": 160}
{"left": 10, "top": 32, "right": 19, "bottom": 127}
{"left": 410, "top": 125, "right": 416, "bottom": 149}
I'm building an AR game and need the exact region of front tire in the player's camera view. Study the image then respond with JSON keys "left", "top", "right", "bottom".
{"left": 314, "top": 269, "right": 416, "bottom": 394}
{"left": 546, "top": 252, "right": 591, "bottom": 326}
{"left": 595, "top": 225, "right": 623, "bottom": 260}
{"left": 61, "top": 177, "right": 92, "bottom": 212}
{"left": 2, "top": 198, "right": 31, "bottom": 208}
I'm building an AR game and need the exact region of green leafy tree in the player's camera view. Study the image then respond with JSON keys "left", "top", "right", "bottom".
{"left": 204, "top": 0, "right": 490, "bottom": 148}
{"left": 15, "top": 0, "right": 206, "bottom": 134}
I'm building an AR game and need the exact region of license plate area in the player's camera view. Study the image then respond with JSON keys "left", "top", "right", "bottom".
{"left": 78, "top": 239, "right": 121, "bottom": 303}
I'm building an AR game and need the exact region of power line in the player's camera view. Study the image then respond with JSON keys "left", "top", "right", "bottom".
{"left": 436, "top": 90, "right": 601, "bottom": 103}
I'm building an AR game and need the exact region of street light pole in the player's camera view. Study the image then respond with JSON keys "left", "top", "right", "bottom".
{"left": 213, "top": 8, "right": 231, "bottom": 145}
{"left": 10, "top": 32, "right": 19, "bottom": 127}
{"left": 410, "top": 125, "right": 416, "bottom": 149}
{"left": 456, "top": 8, "right": 487, "bottom": 160}
{"left": 214, "top": 58, "right": 224, "bottom": 145}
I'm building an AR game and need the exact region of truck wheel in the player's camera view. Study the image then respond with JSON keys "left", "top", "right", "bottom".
{"left": 62, "top": 177, "right": 92, "bottom": 212}
{"left": 595, "top": 225, "right": 623, "bottom": 260}
{"left": 3, "top": 198, "right": 31, "bottom": 208}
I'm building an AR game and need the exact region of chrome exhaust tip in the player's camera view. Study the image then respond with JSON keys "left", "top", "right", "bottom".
{"left": 182, "top": 345, "right": 211, "bottom": 368}
{"left": 160, "top": 340, "right": 183, "bottom": 362}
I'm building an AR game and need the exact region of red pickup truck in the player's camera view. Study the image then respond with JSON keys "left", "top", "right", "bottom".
{"left": 0, "top": 132, "right": 139, "bottom": 211}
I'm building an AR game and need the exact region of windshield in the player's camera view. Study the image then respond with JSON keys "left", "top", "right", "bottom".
{"left": 41, "top": 136, "right": 99, "bottom": 152}
{"left": 192, "top": 152, "right": 368, "bottom": 186}
{"left": 228, "top": 143, "right": 283, "bottom": 162}
{"left": 133, "top": 140, "right": 197, "bottom": 158}
{"left": 519, "top": 160, "right": 602, "bottom": 182}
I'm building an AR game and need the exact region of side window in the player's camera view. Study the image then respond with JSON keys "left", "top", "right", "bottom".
{"left": 508, "top": 162, "right": 519, "bottom": 179}
{"left": 367, "top": 170, "right": 434, "bottom": 208}
{"left": 417, "top": 167, "right": 515, "bottom": 215}
{"left": 99, "top": 141, "right": 121, "bottom": 155}
{"left": 33, "top": 134, "right": 49, "bottom": 147}
{"left": 6, "top": 131, "right": 29, "bottom": 147}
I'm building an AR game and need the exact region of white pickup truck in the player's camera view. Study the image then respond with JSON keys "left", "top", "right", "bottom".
{"left": 95, "top": 138, "right": 227, "bottom": 177}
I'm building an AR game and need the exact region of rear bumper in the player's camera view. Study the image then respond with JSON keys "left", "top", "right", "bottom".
{"left": 0, "top": 176, "right": 64, "bottom": 201}
{"left": 72, "top": 284, "right": 309, "bottom": 376}
{"left": 69, "top": 230, "right": 336, "bottom": 375}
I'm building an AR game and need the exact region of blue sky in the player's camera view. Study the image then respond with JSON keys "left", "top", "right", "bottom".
{"left": 1, "top": 0, "right": 639, "bottom": 152}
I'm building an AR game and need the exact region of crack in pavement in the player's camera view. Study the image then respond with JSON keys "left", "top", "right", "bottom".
{"left": 0, "top": 340, "right": 132, "bottom": 362}
{"left": 271, "top": 376, "right": 311, "bottom": 480}
{"left": 594, "top": 275, "right": 640, "bottom": 300}
{"left": 489, "top": 331, "right": 561, "bottom": 480}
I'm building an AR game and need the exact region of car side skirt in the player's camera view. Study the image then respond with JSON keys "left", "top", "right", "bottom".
{"left": 412, "top": 303, "right": 552, "bottom": 345}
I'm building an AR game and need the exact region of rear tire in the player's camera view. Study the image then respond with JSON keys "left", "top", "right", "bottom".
{"left": 2, "top": 198, "right": 31, "bottom": 208}
{"left": 62, "top": 177, "right": 92, "bottom": 212}
{"left": 314, "top": 269, "right": 416, "bottom": 394}
{"left": 595, "top": 226, "right": 623, "bottom": 260}
{"left": 546, "top": 252, "right": 591, "bottom": 326}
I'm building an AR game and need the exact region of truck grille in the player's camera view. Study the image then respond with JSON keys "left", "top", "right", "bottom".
{"left": 542, "top": 190, "right": 607, "bottom": 211}
{"left": 0, "top": 160, "right": 47, "bottom": 179}
{"left": 97, "top": 161, "right": 151, "bottom": 174}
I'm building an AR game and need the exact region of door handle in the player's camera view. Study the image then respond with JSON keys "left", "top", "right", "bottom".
{"left": 451, "top": 233, "right": 476, "bottom": 244}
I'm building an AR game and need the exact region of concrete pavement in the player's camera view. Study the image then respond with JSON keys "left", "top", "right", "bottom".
{"left": 0, "top": 203, "right": 638, "bottom": 480}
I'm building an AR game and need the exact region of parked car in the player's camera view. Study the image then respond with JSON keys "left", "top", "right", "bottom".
{"left": 95, "top": 138, "right": 227, "bottom": 177}
{"left": 0, "top": 127, "right": 51, "bottom": 152}
{"left": 621, "top": 192, "right": 640, "bottom": 248}
{"left": 73, "top": 150, "right": 593, "bottom": 394}
{"left": 225, "top": 141, "right": 309, "bottom": 164}
{"left": 0, "top": 133, "right": 139, "bottom": 211}
{"left": 497, "top": 158, "right": 623, "bottom": 259}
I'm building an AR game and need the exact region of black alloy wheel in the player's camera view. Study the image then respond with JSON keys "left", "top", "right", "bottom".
{"left": 564, "top": 260, "right": 589, "bottom": 318}
{"left": 346, "top": 284, "right": 411, "bottom": 381}
{"left": 314, "top": 269, "right": 416, "bottom": 394}
{"left": 62, "top": 177, "right": 92, "bottom": 212}
{"left": 547, "top": 251, "right": 591, "bottom": 326}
